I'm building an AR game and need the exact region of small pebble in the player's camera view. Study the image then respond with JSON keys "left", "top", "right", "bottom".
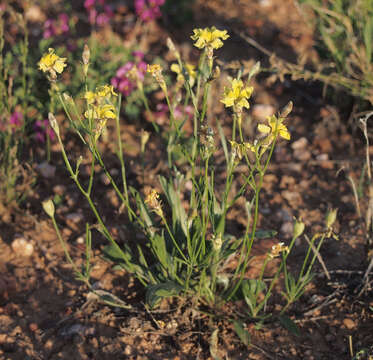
{"left": 124, "top": 345, "right": 132, "bottom": 355}
{"left": 44, "top": 339, "right": 53, "bottom": 350}
{"left": 291, "top": 137, "right": 308, "bottom": 150}
{"left": 29, "top": 323, "right": 38, "bottom": 332}
{"left": 76, "top": 236, "right": 85, "bottom": 244}
{"left": 316, "top": 153, "right": 329, "bottom": 161}
{"left": 343, "top": 318, "right": 355, "bottom": 329}
{"left": 280, "top": 221, "right": 293, "bottom": 238}
{"left": 11, "top": 238, "right": 34, "bottom": 257}
{"left": 53, "top": 185, "right": 66, "bottom": 195}
{"left": 37, "top": 162, "right": 56, "bottom": 178}
{"left": 0, "top": 334, "right": 7, "bottom": 343}
{"left": 252, "top": 104, "right": 275, "bottom": 121}
{"left": 66, "top": 212, "right": 84, "bottom": 223}
{"left": 100, "top": 173, "right": 110, "bottom": 185}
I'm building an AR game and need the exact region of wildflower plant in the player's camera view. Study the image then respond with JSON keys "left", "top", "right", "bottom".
{"left": 42, "top": 27, "right": 333, "bottom": 318}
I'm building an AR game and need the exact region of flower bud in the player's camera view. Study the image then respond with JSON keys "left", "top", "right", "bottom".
{"left": 326, "top": 209, "right": 337, "bottom": 229}
{"left": 63, "top": 92, "right": 73, "bottom": 103}
{"left": 42, "top": 199, "right": 55, "bottom": 218}
{"left": 82, "top": 44, "right": 90, "bottom": 65}
{"left": 82, "top": 44, "right": 90, "bottom": 77}
{"left": 279, "top": 101, "right": 293, "bottom": 118}
{"left": 212, "top": 65, "right": 220, "bottom": 80}
{"left": 293, "top": 218, "right": 305, "bottom": 238}
{"left": 212, "top": 234, "right": 222, "bottom": 252}
{"left": 76, "top": 155, "right": 83, "bottom": 172}
{"left": 140, "top": 130, "right": 150, "bottom": 154}
{"left": 166, "top": 37, "right": 181, "bottom": 60}
{"left": 48, "top": 112, "right": 60, "bottom": 137}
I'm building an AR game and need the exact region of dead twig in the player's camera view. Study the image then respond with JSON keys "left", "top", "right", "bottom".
{"left": 304, "top": 234, "right": 331, "bottom": 280}
{"left": 357, "top": 256, "right": 373, "bottom": 297}
{"left": 303, "top": 297, "right": 338, "bottom": 317}
{"left": 294, "top": 315, "right": 331, "bottom": 324}
{"left": 315, "top": 269, "right": 364, "bottom": 277}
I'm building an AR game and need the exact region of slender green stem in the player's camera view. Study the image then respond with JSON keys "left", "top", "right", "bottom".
{"left": 160, "top": 213, "right": 189, "bottom": 264}
{"left": 55, "top": 132, "right": 136, "bottom": 273}
{"left": 114, "top": 93, "right": 132, "bottom": 221}
{"left": 51, "top": 215, "right": 89, "bottom": 286}
{"left": 139, "top": 86, "right": 159, "bottom": 133}
{"left": 303, "top": 233, "right": 326, "bottom": 280}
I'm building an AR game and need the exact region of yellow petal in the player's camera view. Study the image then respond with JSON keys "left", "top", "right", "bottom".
{"left": 53, "top": 58, "right": 67, "bottom": 73}
{"left": 170, "top": 63, "right": 181, "bottom": 74}
{"left": 258, "top": 124, "right": 271, "bottom": 134}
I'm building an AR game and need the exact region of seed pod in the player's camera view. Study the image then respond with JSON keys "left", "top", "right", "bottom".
{"left": 279, "top": 101, "right": 293, "bottom": 118}
{"left": 42, "top": 199, "right": 55, "bottom": 218}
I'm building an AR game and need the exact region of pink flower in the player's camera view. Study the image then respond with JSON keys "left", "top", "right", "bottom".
{"left": 43, "top": 19, "right": 56, "bottom": 39}
{"left": 111, "top": 55, "right": 147, "bottom": 96}
{"left": 132, "top": 51, "right": 145, "bottom": 61}
{"left": 155, "top": 104, "right": 193, "bottom": 122}
{"left": 85, "top": 0, "right": 113, "bottom": 27}
{"left": 43, "top": 13, "right": 70, "bottom": 39}
{"left": 34, "top": 119, "right": 55, "bottom": 143}
{"left": 135, "top": 0, "right": 165, "bottom": 22}
{"left": 10, "top": 111, "right": 23, "bottom": 128}
{"left": 84, "top": 0, "right": 95, "bottom": 10}
{"left": 59, "top": 13, "right": 69, "bottom": 33}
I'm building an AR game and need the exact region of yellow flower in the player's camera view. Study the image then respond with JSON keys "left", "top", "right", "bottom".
{"left": 147, "top": 64, "right": 166, "bottom": 91}
{"left": 84, "top": 91, "right": 96, "bottom": 104}
{"left": 257, "top": 115, "right": 290, "bottom": 141}
{"left": 221, "top": 79, "right": 253, "bottom": 110}
{"left": 96, "top": 85, "right": 117, "bottom": 98}
{"left": 269, "top": 242, "right": 289, "bottom": 259}
{"left": 230, "top": 140, "right": 244, "bottom": 160}
{"left": 191, "top": 27, "right": 229, "bottom": 50}
{"left": 84, "top": 85, "right": 117, "bottom": 107}
{"left": 96, "top": 104, "right": 116, "bottom": 119}
{"left": 145, "top": 189, "right": 163, "bottom": 217}
{"left": 85, "top": 104, "right": 116, "bottom": 120}
{"left": 244, "top": 142, "right": 256, "bottom": 153}
{"left": 171, "top": 63, "right": 196, "bottom": 86}
{"left": 94, "top": 118, "right": 107, "bottom": 142}
{"left": 38, "top": 48, "right": 67, "bottom": 77}
{"left": 185, "top": 63, "right": 196, "bottom": 79}
{"left": 147, "top": 64, "right": 162, "bottom": 76}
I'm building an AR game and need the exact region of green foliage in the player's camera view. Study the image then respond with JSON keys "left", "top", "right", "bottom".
{"left": 0, "top": 7, "right": 36, "bottom": 208}
{"left": 232, "top": 320, "right": 251, "bottom": 346}
{"left": 296, "top": 0, "right": 373, "bottom": 104}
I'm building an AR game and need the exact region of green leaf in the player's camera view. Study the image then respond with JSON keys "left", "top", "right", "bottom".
{"left": 102, "top": 243, "right": 147, "bottom": 280}
{"left": 217, "top": 120, "right": 229, "bottom": 164}
{"left": 159, "top": 175, "right": 188, "bottom": 236}
{"left": 130, "top": 187, "right": 155, "bottom": 236}
{"left": 279, "top": 315, "right": 300, "bottom": 337}
{"left": 146, "top": 281, "right": 183, "bottom": 308}
{"left": 151, "top": 232, "right": 171, "bottom": 273}
{"left": 233, "top": 320, "right": 251, "bottom": 346}
{"left": 363, "top": 16, "right": 372, "bottom": 64}
{"left": 241, "top": 279, "right": 267, "bottom": 314}
{"left": 102, "top": 244, "right": 129, "bottom": 266}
